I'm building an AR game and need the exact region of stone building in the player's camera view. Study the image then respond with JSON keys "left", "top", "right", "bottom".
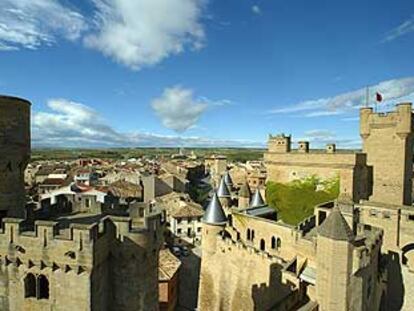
{"left": 198, "top": 103, "right": 414, "bottom": 310}
{"left": 0, "top": 96, "right": 164, "bottom": 311}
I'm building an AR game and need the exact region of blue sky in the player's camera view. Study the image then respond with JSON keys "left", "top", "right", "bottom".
{"left": 0, "top": 0, "right": 414, "bottom": 148}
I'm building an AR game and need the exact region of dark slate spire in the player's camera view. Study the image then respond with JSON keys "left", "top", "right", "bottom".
{"left": 223, "top": 171, "right": 233, "bottom": 188}
{"left": 250, "top": 188, "right": 266, "bottom": 208}
{"left": 217, "top": 177, "right": 231, "bottom": 198}
{"left": 202, "top": 192, "right": 227, "bottom": 225}
{"left": 239, "top": 182, "right": 251, "bottom": 198}
{"left": 318, "top": 206, "right": 354, "bottom": 241}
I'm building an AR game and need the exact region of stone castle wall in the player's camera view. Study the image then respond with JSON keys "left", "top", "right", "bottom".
{"left": 198, "top": 235, "right": 297, "bottom": 311}
{"left": 264, "top": 150, "right": 370, "bottom": 202}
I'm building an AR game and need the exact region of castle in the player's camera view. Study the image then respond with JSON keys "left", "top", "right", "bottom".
{"left": 0, "top": 95, "right": 164, "bottom": 310}
{"left": 198, "top": 103, "right": 414, "bottom": 310}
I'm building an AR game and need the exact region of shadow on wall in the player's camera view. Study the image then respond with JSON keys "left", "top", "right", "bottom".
{"left": 177, "top": 250, "right": 201, "bottom": 310}
{"left": 251, "top": 263, "right": 302, "bottom": 311}
{"left": 380, "top": 252, "right": 404, "bottom": 311}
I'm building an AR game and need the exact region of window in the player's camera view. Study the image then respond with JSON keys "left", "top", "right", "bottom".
{"left": 247, "top": 229, "right": 251, "bottom": 240}
{"left": 177, "top": 218, "right": 182, "bottom": 224}
{"left": 24, "top": 274, "right": 36, "bottom": 298}
{"left": 277, "top": 238, "right": 281, "bottom": 249}
{"left": 85, "top": 199, "right": 90, "bottom": 208}
{"left": 260, "top": 239, "right": 265, "bottom": 251}
{"left": 383, "top": 212, "right": 391, "bottom": 219}
{"left": 187, "top": 228, "right": 192, "bottom": 237}
{"left": 271, "top": 236, "right": 276, "bottom": 249}
{"left": 251, "top": 230, "right": 255, "bottom": 241}
{"left": 177, "top": 228, "right": 182, "bottom": 234}
{"left": 197, "top": 227, "right": 201, "bottom": 233}
{"left": 38, "top": 275, "right": 49, "bottom": 299}
{"left": 24, "top": 274, "right": 49, "bottom": 300}
{"left": 408, "top": 215, "right": 414, "bottom": 222}
{"left": 369, "top": 209, "right": 378, "bottom": 217}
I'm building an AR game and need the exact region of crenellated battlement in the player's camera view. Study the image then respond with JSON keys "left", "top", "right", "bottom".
{"left": 215, "top": 233, "right": 285, "bottom": 265}
{"left": 352, "top": 225, "right": 383, "bottom": 272}
{"left": 0, "top": 209, "right": 164, "bottom": 273}
{"left": 360, "top": 103, "right": 413, "bottom": 139}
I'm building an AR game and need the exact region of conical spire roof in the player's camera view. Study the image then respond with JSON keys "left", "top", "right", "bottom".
{"left": 223, "top": 171, "right": 233, "bottom": 188}
{"left": 318, "top": 206, "right": 354, "bottom": 241}
{"left": 250, "top": 188, "right": 265, "bottom": 208}
{"left": 239, "top": 182, "right": 251, "bottom": 198}
{"left": 202, "top": 192, "right": 227, "bottom": 225}
{"left": 217, "top": 177, "right": 231, "bottom": 198}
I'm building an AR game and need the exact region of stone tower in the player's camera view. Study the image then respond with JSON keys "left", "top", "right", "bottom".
{"left": 316, "top": 207, "right": 354, "bottom": 311}
{"left": 217, "top": 177, "right": 231, "bottom": 209}
{"left": 238, "top": 182, "right": 251, "bottom": 208}
{"left": 360, "top": 103, "right": 413, "bottom": 205}
{"left": 198, "top": 192, "right": 227, "bottom": 310}
{"left": 250, "top": 188, "right": 266, "bottom": 208}
{"left": 200, "top": 192, "right": 227, "bottom": 256}
{"left": 268, "top": 134, "right": 291, "bottom": 153}
{"left": 0, "top": 95, "right": 31, "bottom": 218}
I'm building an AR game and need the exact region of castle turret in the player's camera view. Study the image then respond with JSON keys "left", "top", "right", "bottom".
{"left": 316, "top": 207, "right": 354, "bottom": 311}
{"left": 202, "top": 192, "right": 227, "bottom": 255}
{"left": 223, "top": 171, "right": 234, "bottom": 189}
{"left": 250, "top": 188, "right": 266, "bottom": 208}
{"left": 268, "top": 134, "right": 291, "bottom": 153}
{"left": 0, "top": 96, "right": 31, "bottom": 219}
{"left": 360, "top": 103, "right": 413, "bottom": 205}
{"left": 238, "top": 182, "right": 251, "bottom": 208}
{"left": 217, "top": 177, "right": 231, "bottom": 208}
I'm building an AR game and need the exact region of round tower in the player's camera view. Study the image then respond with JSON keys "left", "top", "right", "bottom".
{"left": 223, "top": 171, "right": 234, "bottom": 190}
{"left": 0, "top": 95, "right": 31, "bottom": 218}
{"left": 238, "top": 182, "right": 251, "bottom": 208}
{"left": 250, "top": 188, "right": 266, "bottom": 208}
{"left": 217, "top": 176, "right": 231, "bottom": 208}
{"left": 202, "top": 192, "right": 227, "bottom": 256}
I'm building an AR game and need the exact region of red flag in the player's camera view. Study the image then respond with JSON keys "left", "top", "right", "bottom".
{"left": 376, "top": 92, "right": 383, "bottom": 102}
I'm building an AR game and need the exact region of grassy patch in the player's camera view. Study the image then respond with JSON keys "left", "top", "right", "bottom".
{"left": 266, "top": 176, "right": 339, "bottom": 225}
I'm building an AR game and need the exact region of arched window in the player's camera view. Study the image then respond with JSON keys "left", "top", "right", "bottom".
{"left": 247, "top": 229, "right": 251, "bottom": 240}
{"left": 260, "top": 239, "right": 265, "bottom": 251}
{"left": 237, "top": 232, "right": 240, "bottom": 241}
{"left": 24, "top": 273, "right": 36, "bottom": 298}
{"left": 271, "top": 236, "right": 276, "bottom": 249}
{"left": 277, "top": 238, "right": 281, "bottom": 249}
{"left": 37, "top": 275, "right": 49, "bottom": 299}
{"left": 251, "top": 230, "right": 255, "bottom": 241}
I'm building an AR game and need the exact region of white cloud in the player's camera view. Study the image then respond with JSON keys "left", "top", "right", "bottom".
{"left": 0, "top": 0, "right": 87, "bottom": 50}
{"left": 0, "top": 0, "right": 207, "bottom": 70}
{"left": 252, "top": 5, "right": 261, "bottom": 15}
{"left": 270, "top": 77, "right": 414, "bottom": 117}
{"left": 151, "top": 86, "right": 209, "bottom": 132}
{"left": 32, "top": 98, "right": 261, "bottom": 148}
{"left": 84, "top": 0, "right": 206, "bottom": 70}
{"left": 382, "top": 15, "right": 414, "bottom": 43}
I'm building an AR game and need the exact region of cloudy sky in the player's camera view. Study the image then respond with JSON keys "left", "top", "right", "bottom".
{"left": 1, "top": 0, "right": 414, "bottom": 148}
